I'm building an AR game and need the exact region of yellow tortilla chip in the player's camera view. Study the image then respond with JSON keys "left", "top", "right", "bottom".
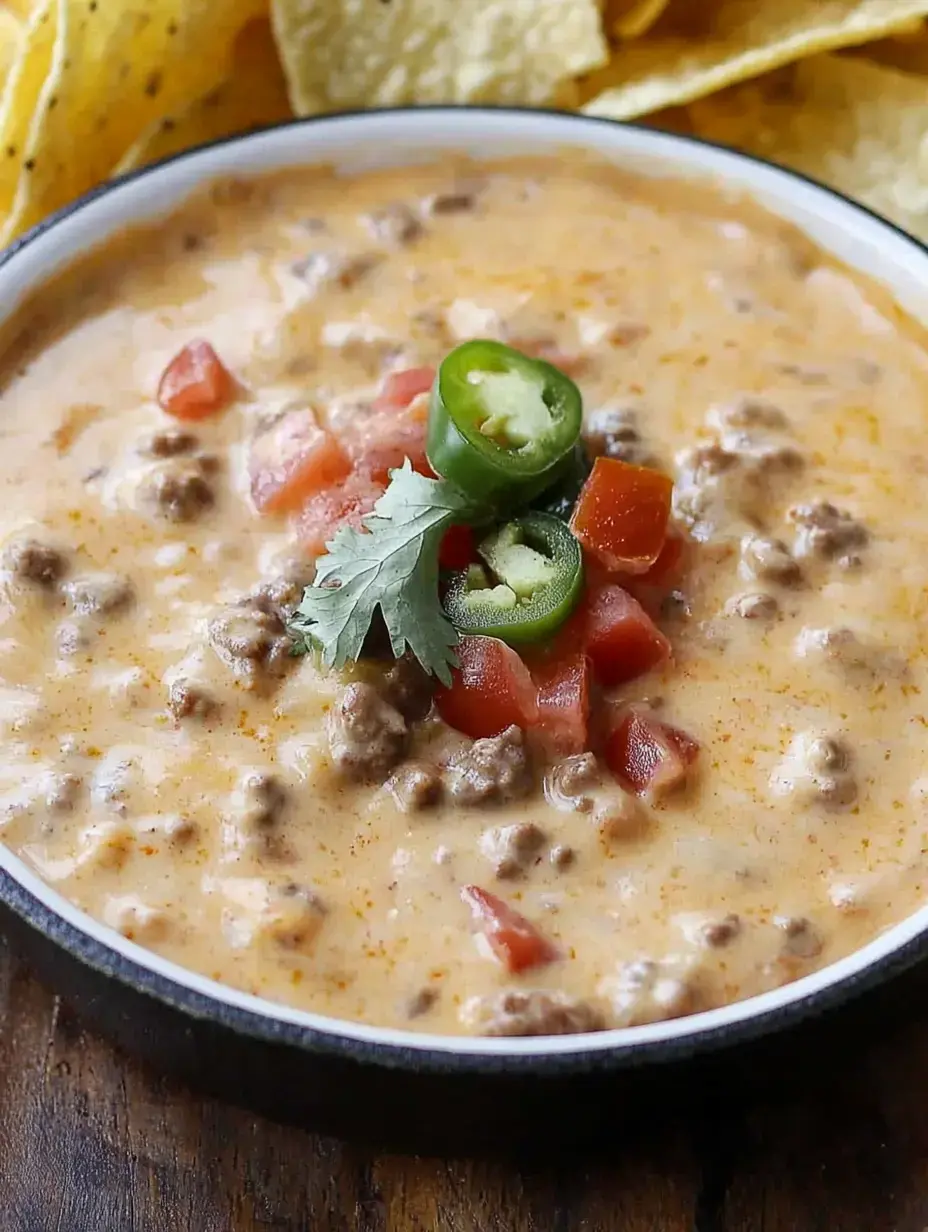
{"left": 0, "top": 8, "right": 23, "bottom": 82}
{"left": 580, "top": 0, "right": 928, "bottom": 120}
{"left": 0, "top": 0, "right": 55, "bottom": 223}
{"left": 3, "top": 0, "right": 267, "bottom": 243}
{"left": 270, "top": 0, "right": 608, "bottom": 113}
{"left": 605, "top": 0, "right": 669, "bottom": 40}
{"left": 670, "top": 54, "right": 928, "bottom": 241}
{"left": 116, "top": 19, "right": 292, "bottom": 174}
{"left": 850, "top": 17, "right": 928, "bottom": 70}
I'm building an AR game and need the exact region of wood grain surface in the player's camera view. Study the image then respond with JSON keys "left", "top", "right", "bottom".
{"left": 1, "top": 928, "right": 926, "bottom": 1232}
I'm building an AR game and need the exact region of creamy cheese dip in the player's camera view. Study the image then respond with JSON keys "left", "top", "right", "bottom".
{"left": 0, "top": 155, "right": 926, "bottom": 1037}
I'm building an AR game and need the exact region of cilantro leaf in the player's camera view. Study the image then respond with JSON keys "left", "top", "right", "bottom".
{"left": 288, "top": 461, "right": 480, "bottom": 686}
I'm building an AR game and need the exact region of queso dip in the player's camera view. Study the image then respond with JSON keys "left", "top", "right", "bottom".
{"left": 1, "top": 154, "right": 927, "bottom": 1038}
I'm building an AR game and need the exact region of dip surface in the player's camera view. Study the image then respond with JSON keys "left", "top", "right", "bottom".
{"left": 1, "top": 155, "right": 927, "bottom": 1037}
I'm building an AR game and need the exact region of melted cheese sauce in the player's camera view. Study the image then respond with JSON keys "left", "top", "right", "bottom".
{"left": 1, "top": 155, "right": 927, "bottom": 1036}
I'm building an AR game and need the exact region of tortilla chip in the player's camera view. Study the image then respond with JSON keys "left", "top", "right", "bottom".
{"left": 116, "top": 19, "right": 292, "bottom": 175}
{"left": 605, "top": 0, "right": 669, "bottom": 40}
{"left": 0, "top": 8, "right": 22, "bottom": 80}
{"left": 0, "top": 0, "right": 55, "bottom": 223}
{"left": 580, "top": 0, "right": 928, "bottom": 120}
{"left": 669, "top": 54, "right": 928, "bottom": 241}
{"left": 270, "top": 0, "right": 608, "bottom": 113}
{"left": 3, "top": 0, "right": 267, "bottom": 243}
{"left": 850, "top": 17, "right": 928, "bottom": 70}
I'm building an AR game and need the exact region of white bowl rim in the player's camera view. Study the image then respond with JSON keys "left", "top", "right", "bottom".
{"left": 1, "top": 104, "right": 926, "bottom": 1069}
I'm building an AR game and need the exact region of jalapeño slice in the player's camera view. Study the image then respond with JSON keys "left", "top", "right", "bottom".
{"left": 427, "top": 340, "right": 582, "bottom": 503}
{"left": 443, "top": 512, "right": 584, "bottom": 646}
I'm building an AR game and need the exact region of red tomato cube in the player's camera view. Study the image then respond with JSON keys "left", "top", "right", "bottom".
{"left": 438, "top": 524, "right": 477, "bottom": 571}
{"left": 295, "top": 471, "right": 386, "bottom": 556}
{"left": 461, "top": 885, "right": 558, "bottom": 974}
{"left": 435, "top": 636, "right": 538, "bottom": 739}
{"left": 604, "top": 707, "right": 699, "bottom": 799}
{"left": 249, "top": 409, "right": 352, "bottom": 515}
{"left": 533, "top": 653, "right": 591, "bottom": 756}
{"left": 348, "top": 366, "right": 437, "bottom": 481}
{"left": 636, "top": 529, "right": 687, "bottom": 588}
{"left": 582, "top": 584, "right": 670, "bottom": 687}
{"left": 157, "top": 340, "right": 234, "bottom": 420}
{"left": 570, "top": 457, "right": 672, "bottom": 574}
{"left": 372, "top": 366, "right": 436, "bottom": 413}
{"left": 620, "top": 530, "right": 690, "bottom": 616}
{"left": 350, "top": 400, "right": 432, "bottom": 482}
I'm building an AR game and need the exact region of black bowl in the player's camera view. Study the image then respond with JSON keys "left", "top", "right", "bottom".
{"left": 4, "top": 107, "right": 928, "bottom": 1151}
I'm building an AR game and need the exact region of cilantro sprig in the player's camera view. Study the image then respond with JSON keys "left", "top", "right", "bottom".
{"left": 288, "top": 462, "right": 481, "bottom": 686}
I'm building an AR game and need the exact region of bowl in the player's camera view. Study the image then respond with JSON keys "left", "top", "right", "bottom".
{"left": 2, "top": 106, "right": 928, "bottom": 1149}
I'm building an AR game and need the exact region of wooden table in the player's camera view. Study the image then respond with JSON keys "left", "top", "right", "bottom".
{"left": 2, "top": 929, "right": 926, "bottom": 1231}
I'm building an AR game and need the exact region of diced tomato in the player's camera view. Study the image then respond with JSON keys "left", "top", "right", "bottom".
{"left": 372, "top": 365, "right": 436, "bottom": 413}
{"left": 604, "top": 707, "right": 699, "bottom": 799}
{"left": 586, "top": 530, "right": 688, "bottom": 590}
{"left": 461, "top": 885, "right": 558, "bottom": 974}
{"left": 348, "top": 366, "right": 437, "bottom": 481}
{"left": 351, "top": 399, "right": 432, "bottom": 482}
{"left": 249, "top": 409, "right": 352, "bottom": 515}
{"left": 621, "top": 530, "right": 690, "bottom": 617}
{"left": 634, "top": 529, "right": 687, "bottom": 588}
{"left": 581, "top": 583, "right": 670, "bottom": 687}
{"left": 438, "top": 524, "right": 477, "bottom": 571}
{"left": 295, "top": 471, "right": 386, "bottom": 556}
{"left": 435, "top": 636, "right": 538, "bottom": 739}
{"left": 570, "top": 457, "right": 673, "bottom": 574}
{"left": 157, "top": 339, "right": 234, "bottom": 420}
{"left": 533, "top": 653, "right": 591, "bottom": 756}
